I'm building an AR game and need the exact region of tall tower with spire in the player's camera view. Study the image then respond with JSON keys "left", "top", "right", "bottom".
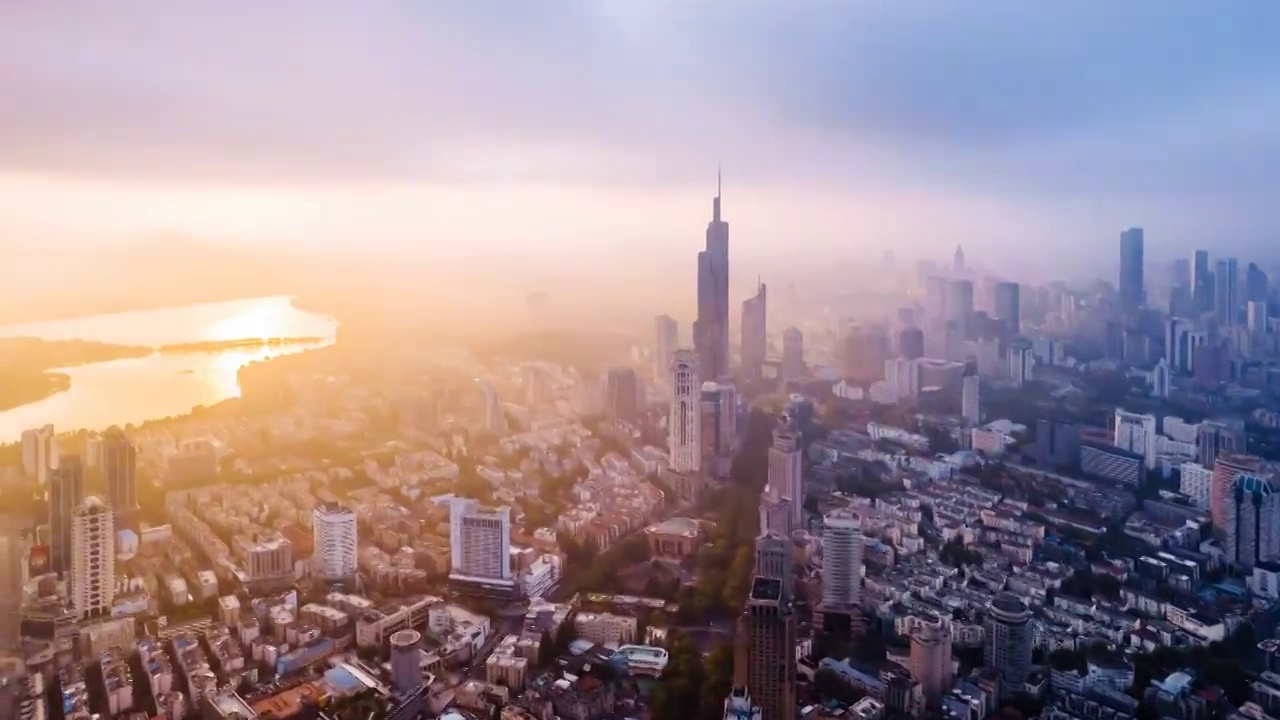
{"left": 696, "top": 169, "right": 731, "bottom": 381}
{"left": 953, "top": 245, "right": 966, "bottom": 273}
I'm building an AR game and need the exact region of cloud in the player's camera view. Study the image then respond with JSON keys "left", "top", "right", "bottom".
{"left": 2, "top": 1, "right": 1279, "bottom": 262}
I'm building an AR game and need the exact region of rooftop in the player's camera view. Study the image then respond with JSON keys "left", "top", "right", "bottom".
{"left": 645, "top": 517, "right": 700, "bottom": 538}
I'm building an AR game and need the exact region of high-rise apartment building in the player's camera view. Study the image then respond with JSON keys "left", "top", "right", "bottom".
{"left": 985, "top": 593, "right": 1032, "bottom": 700}
{"left": 741, "top": 281, "right": 768, "bottom": 379}
{"left": 668, "top": 350, "right": 702, "bottom": 474}
{"left": 1118, "top": 227, "right": 1145, "bottom": 313}
{"left": 312, "top": 502, "right": 358, "bottom": 580}
{"left": 1215, "top": 258, "right": 1240, "bottom": 327}
{"left": 961, "top": 374, "right": 980, "bottom": 425}
{"left": 695, "top": 177, "right": 731, "bottom": 380}
{"left": 49, "top": 454, "right": 85, "bottom": 577}
{"left": 1212, "top": 454, "right": 1263, "bottom": 530}
{"left": 781, "top": 327, "right": 804, "bottom": 382}
{"left": 742, "top": 576, "right": 796, "bottom": 720}
{"left": 605, "top": 367, "right": 640, "bottom": 422}
{"left": 449, "top": 498, "right": 512, "bottom": 583}
{"left": 1113, "top": 409, "right": 1158, "bottom": 471}
{"left": 20, "top": 424, "right": 57, "bottom": 484}
{"left": 70, "top": 496, "right": 115, "bottom": 620}
{"left": 1225, "top": 473, "right": 1280, "bottom": 569}
{"left": 820, "top": 508, "right": 863, "bottom": 609}
{"left": 767, "top": 420, "right": 803, "bottom": 526}
{"left": 102, "top": 426, "right": 138, "bottom": 534}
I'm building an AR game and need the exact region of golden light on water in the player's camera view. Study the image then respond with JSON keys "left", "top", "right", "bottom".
{"left": 203, "top": 305, "right": 276, "bottom": 342}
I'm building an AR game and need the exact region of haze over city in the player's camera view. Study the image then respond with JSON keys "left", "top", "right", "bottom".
{"left": 4, "top": 2, "right": 1280, "bottom": 324}
{"left": 6, "top": 6, "right": 1280, "bottom": 720}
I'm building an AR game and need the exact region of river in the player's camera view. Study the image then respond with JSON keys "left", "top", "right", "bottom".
{"left": 0, "top": 296, "right": 338, "bottom": 438}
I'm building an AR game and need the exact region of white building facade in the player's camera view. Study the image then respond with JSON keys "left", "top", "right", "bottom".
{"left": 71, "top": 497, "right": 115, "bottom": 620}
{"left": 312, "top": 503, "right": 358, "bottom": 580}
{"left": 668, "top": 350, "right": 702, "bottom": 474}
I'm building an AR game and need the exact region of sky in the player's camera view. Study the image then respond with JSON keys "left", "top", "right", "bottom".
{"left": 2, "top": 1, "right": 1279, "bottom": 283}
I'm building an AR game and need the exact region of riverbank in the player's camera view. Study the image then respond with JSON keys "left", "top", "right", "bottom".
{"left": 0, "top": 335, "right": 329, "bottom": 413}
{"left": 0, "top": 337, "right": 153, "bottom": 411}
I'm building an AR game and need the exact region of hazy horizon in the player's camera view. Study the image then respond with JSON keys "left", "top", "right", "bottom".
{"left": 4, "top": 1, "right": 1280, "bottom": 311}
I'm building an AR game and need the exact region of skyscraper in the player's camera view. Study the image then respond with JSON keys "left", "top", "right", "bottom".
{"left": 312, "top": 502, "right": 358, "bottom": 580}
{"left": 668, "top": 350, "right": 702, "bottom": 474}
{"left": 993, "top": 281, "right": 1020, "bottom": 338}
{"left": 1211, "top": 453, "right": 1261, "bottom": 530}
{"left": 984, "top": 593, "right": 1032, "bottom": 700}
{"left": 1224, "top": 472, "right": 1280, "bottom": 569}
{"left": 781, "top": 327, "right": 804, "bottom": 382}
{"left": 70, "top": 496, "right": 115, "bottom": 620}
{"left": 102, "top": 426, "right": 137, "bottom": 534}
{"left": 767, "top": 420, "right": 803, "bottom": 526}
{"left": 1192, "top": 249, "right": 1212, "bottom": 313}
{"left": 605, "top": 367, "right": 640, "bottom": 422}
{"left": 953, "top": 245, "right": 965, "bottom": 273}
{"left": 1215, "top": 258, "right": 1240, "bottom": 326}
{"left": 654, "top": 315, "right": 678, "bottom": 384}
{"left": 741, "top": 280, "right": 768, "bottom": 379}
{"left": 49, "top": 454, "right": 84, "bottom": 578}
{"left": 1119, "top": 227, "right": 1145, "bottom": 313}
{"left": 695, "top": 174, "right": 731, "bottom": 381}
{"left": 743, "top": 575, "right": 796, "bottom": 720}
